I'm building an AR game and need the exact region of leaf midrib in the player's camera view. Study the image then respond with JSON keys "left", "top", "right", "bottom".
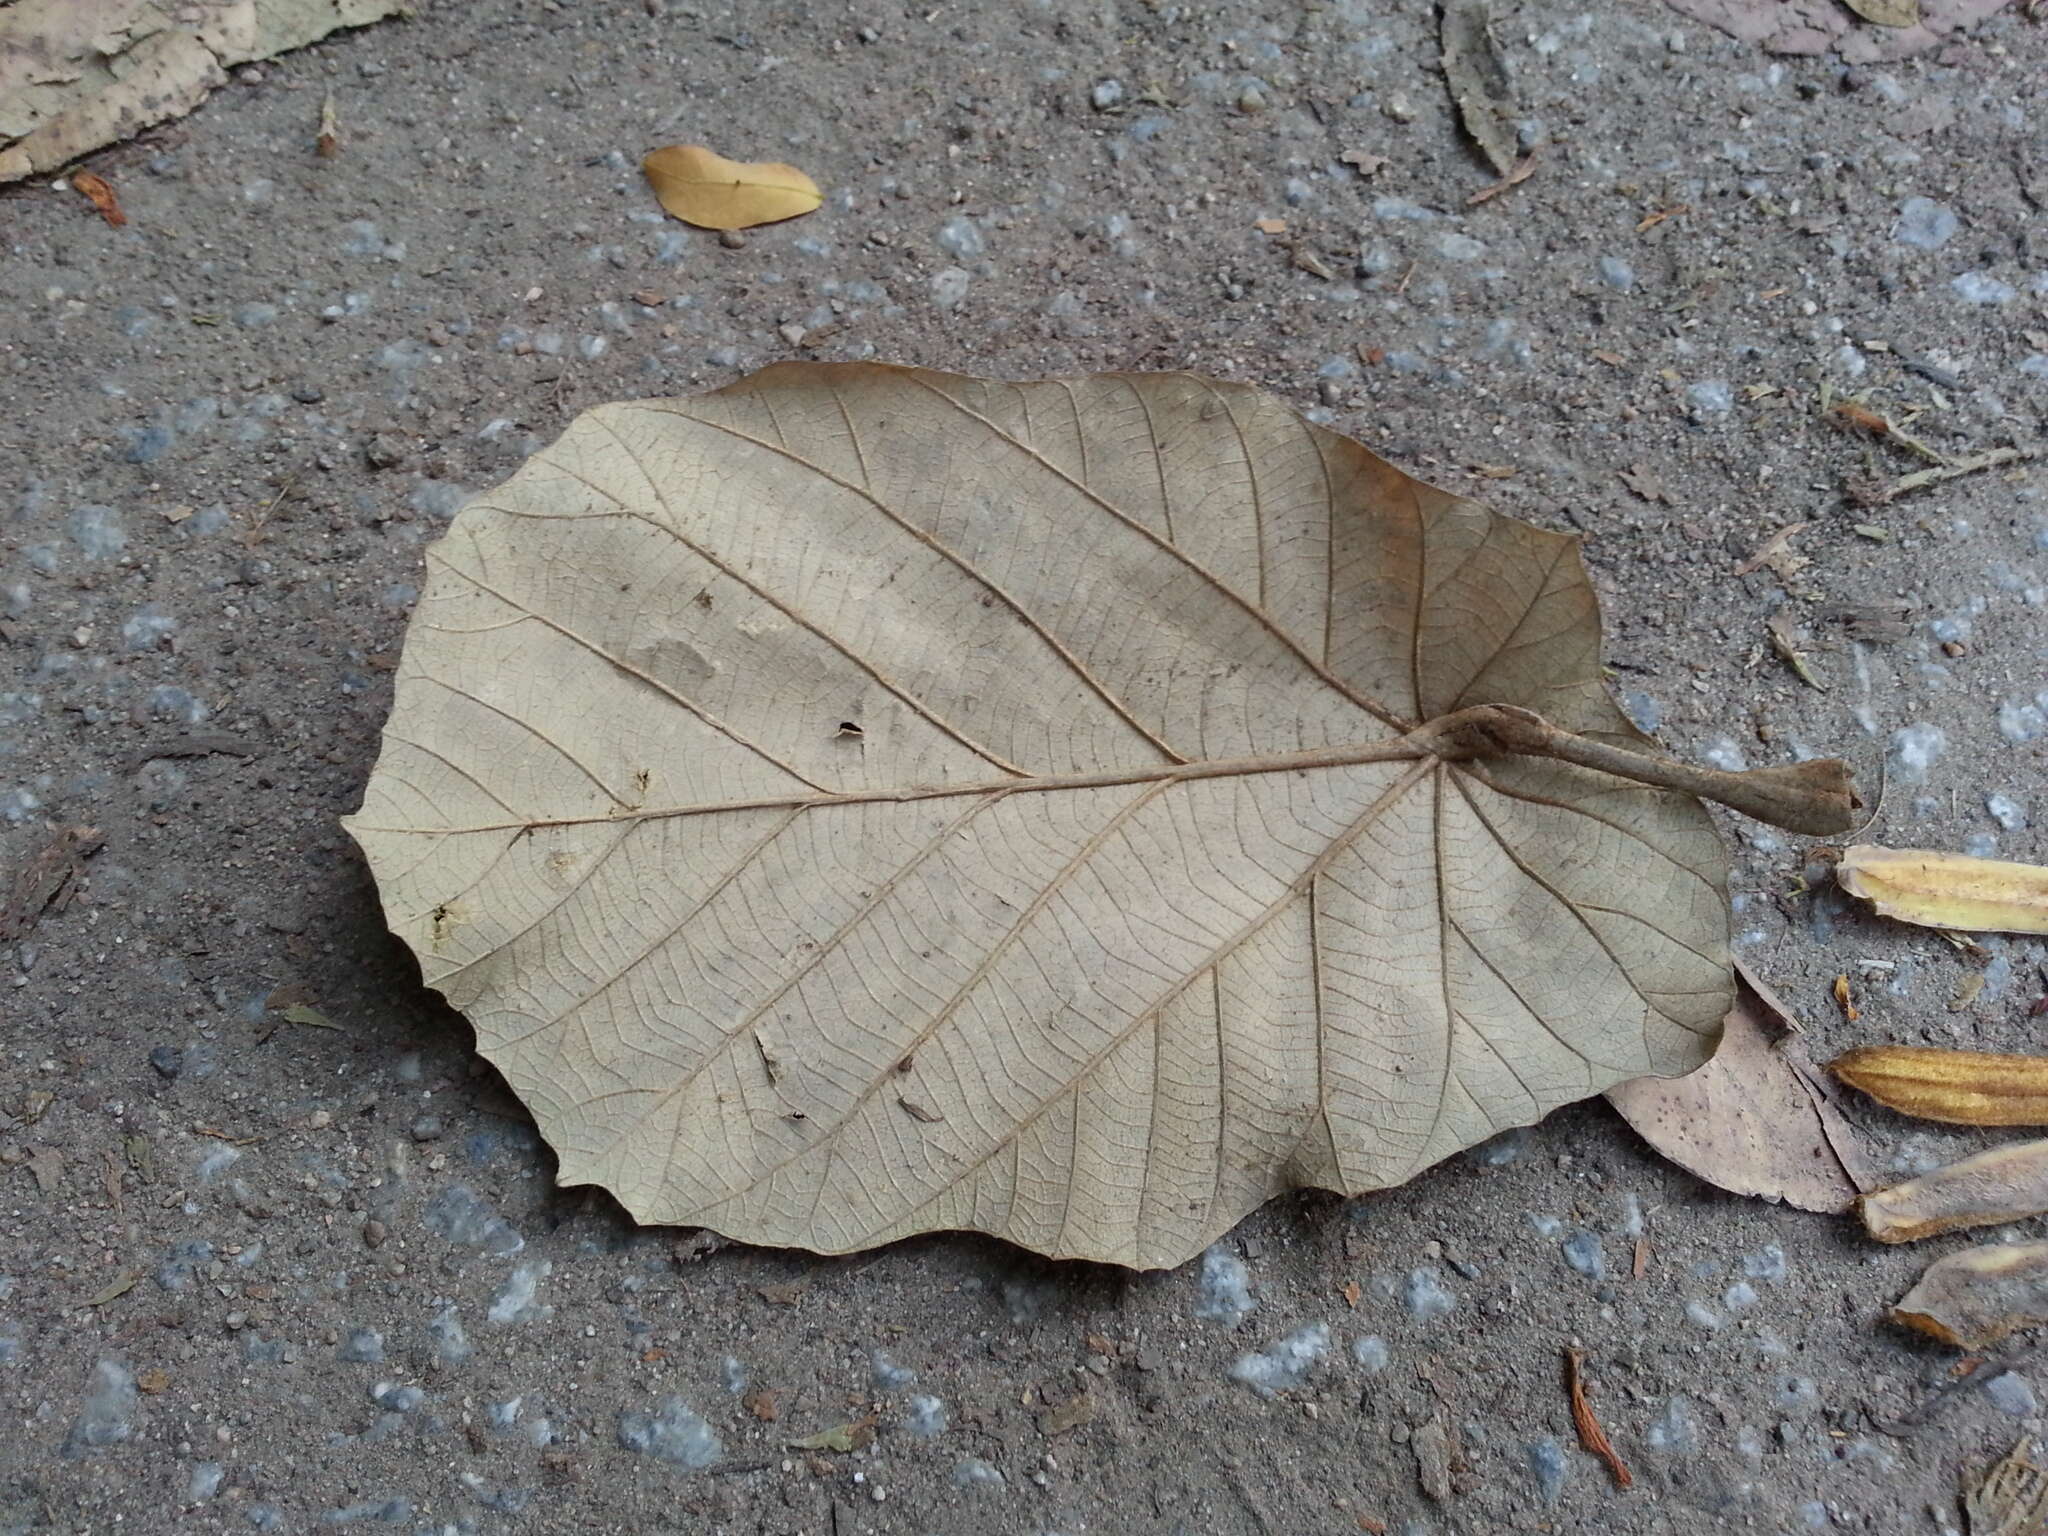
{"left": 343, "top": 733, "right": 1426, "bottom": 837}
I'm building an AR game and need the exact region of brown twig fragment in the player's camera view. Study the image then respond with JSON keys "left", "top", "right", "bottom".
{"left": 1563, "top": 1348, "right": 1632, "bottom": 1489}
{"left": 1467, "top": 152, "right": 1538, "bottom": 206}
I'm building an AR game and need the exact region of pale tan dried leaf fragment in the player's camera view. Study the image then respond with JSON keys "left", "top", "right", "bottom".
{"left": 1861, "top": 1137, "right": 2048, "bottom": 1243}
{"left": 642, "top": 145, "right": 821, "bottom": 231}
{"left": 0, "top": 0, "right": 405, "bottom": 183}
{"left": 1837, "top": 845, "right": 2048, "bottom": 936}
{"left": 1894, "top": 1241, "right": 2048, "bottom": 1350}
{"left": 1608, "top": 958, "right": 1879, "bottom": 1213}
{"left": 345, "top": 362, "right": 1735, "bottom": 1270}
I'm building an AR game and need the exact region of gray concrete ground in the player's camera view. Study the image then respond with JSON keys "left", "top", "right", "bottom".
{"left": 3, "top": 0, "right": 2046, "bottom": 1530}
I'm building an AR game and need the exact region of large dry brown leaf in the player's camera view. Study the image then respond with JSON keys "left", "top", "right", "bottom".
{"left": 345, "top": 362, "right": 1735, "bottom": 1270}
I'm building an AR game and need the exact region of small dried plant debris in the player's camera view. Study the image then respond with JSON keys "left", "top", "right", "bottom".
{"left": 1967, "top": 1438, "right": 2048, "bottom": 1536}
{"left": 1563, "top": 1348, "right": 1631, "bottom": 1489}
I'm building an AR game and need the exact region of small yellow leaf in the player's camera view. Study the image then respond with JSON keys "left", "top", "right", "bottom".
{"left": 642, "top": 145, "right": 822, "bottom": 231}
{"left": 1837, "top": 845, "right": 2048, "bottom": 937}
{"left": 1831, "top": 1045, "right": 2048, "bottom": 1127}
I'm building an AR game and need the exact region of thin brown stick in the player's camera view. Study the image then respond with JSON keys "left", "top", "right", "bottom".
{"left": 1564, "top": 1348, "right": 1632, "bottom": 1489}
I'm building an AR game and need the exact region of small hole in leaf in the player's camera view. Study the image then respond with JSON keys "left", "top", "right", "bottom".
{"left": 835, "top": 721, "right": 863, "bottom": 739}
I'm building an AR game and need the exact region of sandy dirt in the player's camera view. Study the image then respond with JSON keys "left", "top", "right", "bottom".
{"left": 3, "top": 0, "right": 2046, "bottom": 1531}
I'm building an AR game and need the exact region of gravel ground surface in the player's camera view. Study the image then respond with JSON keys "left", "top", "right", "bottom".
{"left": 3, "top": 0, "right": 2046, "bottom": 1531}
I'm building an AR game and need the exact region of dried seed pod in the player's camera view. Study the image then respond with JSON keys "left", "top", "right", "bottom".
{"left": 1860, "top": 1138, "right": 2048, "bottom": 1244}
{"left": 1830, "top": 1045, "right": 2048, "bottom": 1127}
{"left": 1837, "top": 844, "right": 2048, "bottom": 936}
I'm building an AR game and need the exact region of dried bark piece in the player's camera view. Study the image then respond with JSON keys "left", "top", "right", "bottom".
{"left": 1438, "top": 0, "right": 1518, "bottom": 177}
{"left": 1, "top": 824, "right": 103, "bottom": 941}
{"left": 1837, "top": 845, "right": 2048, "bottom": 936}
{"left": 1608, "top": 959, "right": 1880, "bottom": 1214}
{"left": 1893, "top": 1242, "right": 2048, "bottom": 1350}
{"left": 1831, "top": 1045, "right": 2048, "bottom": 1127}
{"left": 1860, "top": 1138, "right": 2048, "bottom": 1244}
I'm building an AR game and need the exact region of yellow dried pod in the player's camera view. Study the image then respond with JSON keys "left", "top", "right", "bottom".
{"left": 1830, "top": 1045, "right": 2048, "bottom": 1127}
{"left": 1836, "top": 844, "right": 2048, "bottom": 936}
{"left": 1861, "top": 1138, "right": 2048, "bottom": 1244}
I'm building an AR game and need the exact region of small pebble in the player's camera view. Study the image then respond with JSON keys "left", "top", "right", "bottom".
{"left": 718, "top": 230, "right": 747, "bottom": 250}
{"left": 1403, "top": 1267, "right": 1455, "bottom": 1323}
{"left": 1986, "top": 1373, "right": 2038, "bottom": 1416}
{"left": 1987, "top": 792, "right": 2028, "bottom": 831}
{"left": 1647, "top": 1395, "right": 1700, "bottom": 1456}
{"left": 1893, "top": 197, "right": 1958, "bottom": 250}
{"left": 1561, "top": 1231, "right": 1604, "bottom": 1282}
{"left": 1090, "top": 79, "right": 1124, "bottom": 111}
{"left": 1952, "top": 272, "right": 2015, "bottom": 305}
{"left": 427, "top": 1306, "right": 471, "bottom": 1365}
{"left": 1742, "top": 1245, "right": 1789, "bottom": 1284}
{"left": 1468, "top": 1127, "right": 1532, "bottom": 1167}
{"left": 930, "top": 267, "right": 971, "bottom": 311}
{"left": 61, "top": 1361, "right": 137, "bottom": 1455}
{"left": 618, "top": 1397, "right": 721, "bottom": 1468}
{"left": 1527, "top": 1437, "right": 1569, "bottom": 1505}
{"left": 1228, "top": 1323, "right": 1329, "bottom": 1397}
{"left": 903, "top": 1394, "right": 948, "bottom": 1438}
{"left": 935, "top": 216, "right": 984, "bottom": 261}
{"left": 1195, "top": 1245, "right": 1257, "bottom": 1326}
{"left": 488, "top": 1261, "right": 552, "bottom": 1325}
{"left": 337, "top": 1327, "right": 385, "bottom": 1364}
{"left": 361, "top": 1219, "right": 388, "bottom": 1249}
{"left": 148, "top": 1045, "right": 184, "bottom": 1079}
{"left": 1686, "top": 380, "right": 1734, "bottom": 418}
{"left": 1889, "top": 722, "right": 1947, "bottom": 780}
{"left": 870, "top": 1349, "right": 916, "bottom": 1392}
